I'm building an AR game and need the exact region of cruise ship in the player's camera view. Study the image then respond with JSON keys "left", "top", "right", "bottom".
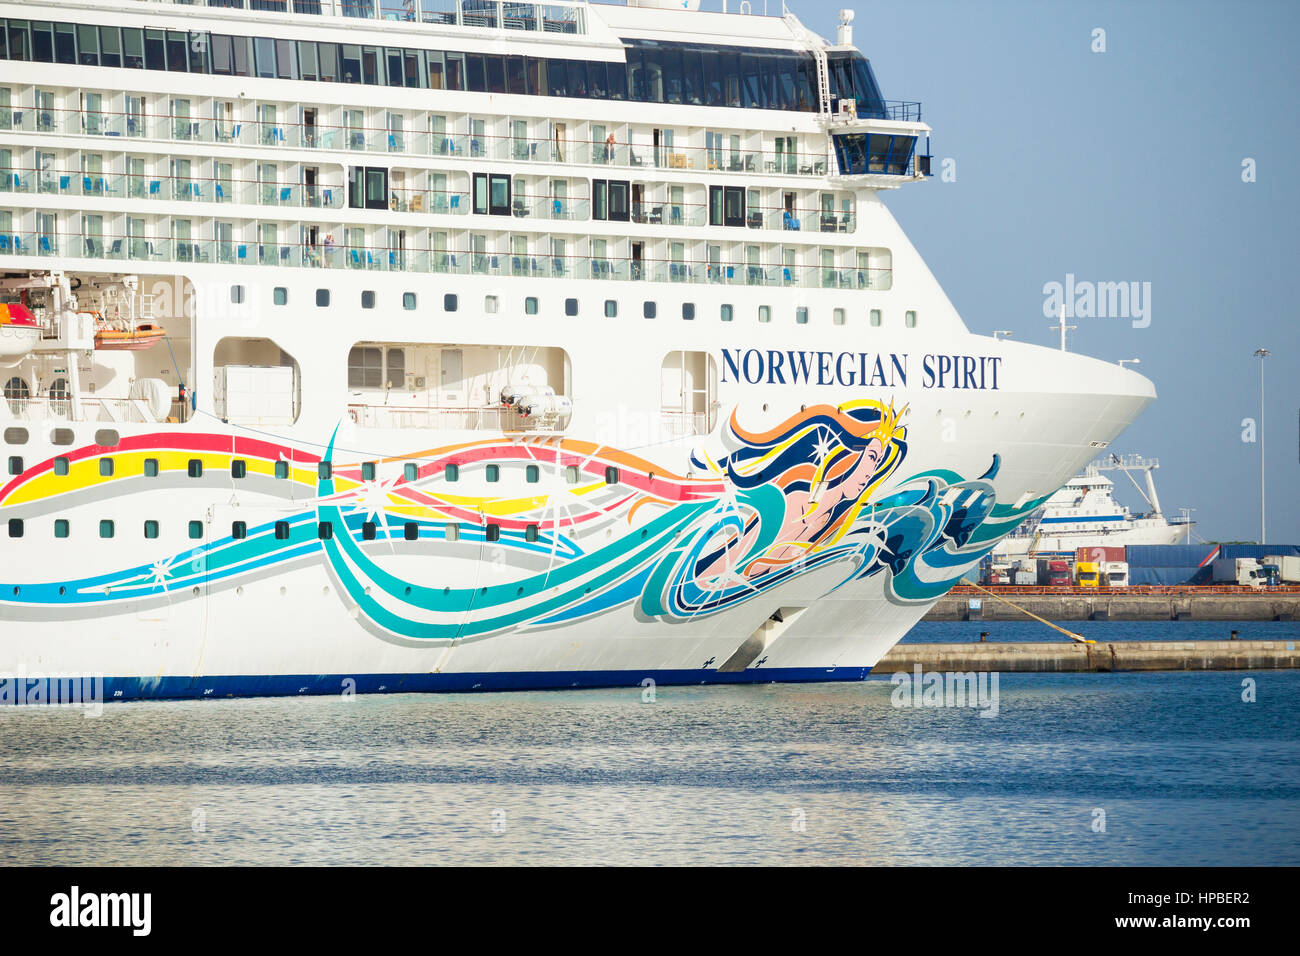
{"left": 993, "top": 455, "right": 1193, "bottom": 559}
{"left": 0, "top": 0, "right": 1156, "bottom": 699}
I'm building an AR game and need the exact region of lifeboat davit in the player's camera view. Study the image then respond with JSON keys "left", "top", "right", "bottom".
{"left": 0, "top": 302, "right": 40, "bottom": 361}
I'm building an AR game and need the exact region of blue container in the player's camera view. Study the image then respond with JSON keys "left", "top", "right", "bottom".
{"left": 1219, "top": 543, "right": 1300, "bottom": 561}
{"left": 1124, "top": 544, "right": 1219, "bottom": 568}
{"left": 1129, "top": 566, "right": 1203, "bottom": 586}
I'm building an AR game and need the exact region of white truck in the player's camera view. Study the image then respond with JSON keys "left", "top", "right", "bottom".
{"left": 1103, "top": 561, "right": 1129, "bottom": 587}
{"left": 1264, "top": 555, "right": 1300, "bottom": 584}
{"left": 1212, "top": 557, "right": 1267, "bottom": 588}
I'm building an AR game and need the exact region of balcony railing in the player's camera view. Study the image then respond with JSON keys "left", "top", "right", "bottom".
{"left": 0, "top": 231, "right": 893, "bottom": 291}
{"left": 142, "top": 0, "right": 587, "bottom": 35}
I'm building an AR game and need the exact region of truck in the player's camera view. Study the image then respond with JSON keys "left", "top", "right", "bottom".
{"left": 1075, "top": 561, "right": 1100, "bottom": 588}
{"left": 1036, "top": 558, "right": 1072, "bottom": 587}
{"left": 1264, "top": 555, "right": 1300, "bottom": 584}
{"left": 1211, "top": 557, "right": 1267, "bottom": 588}
{"left": 1103, "top": 561, "right": 1129, "bottom": 588}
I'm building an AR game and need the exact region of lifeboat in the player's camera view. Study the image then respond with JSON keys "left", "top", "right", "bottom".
{"left": 90, "top": 310, "right": 167, "bottom": 352}
{"left": 0, "top": 302, "right": 40, "bottom": 361}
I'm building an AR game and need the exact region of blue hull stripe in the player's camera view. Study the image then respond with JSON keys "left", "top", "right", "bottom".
{"left": 67, "top": 667, "right": 876, "bottom": 702}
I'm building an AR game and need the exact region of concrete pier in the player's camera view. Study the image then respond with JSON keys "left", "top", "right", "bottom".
{"left": 924, "top": 590, "right": 1300, "bottom": 622}
{"left": 877, "top": 639, "right": 1300, "bottom": 673}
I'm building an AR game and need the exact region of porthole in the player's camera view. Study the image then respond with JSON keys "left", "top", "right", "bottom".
{"left": 94, "top": 428, "right": 120, "bottom": 448}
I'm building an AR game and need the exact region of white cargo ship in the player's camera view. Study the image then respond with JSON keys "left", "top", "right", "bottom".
{"left": 0, "top": 0, "right": 1154, "bottom": 698}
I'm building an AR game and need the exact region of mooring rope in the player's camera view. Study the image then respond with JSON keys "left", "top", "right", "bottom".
{"left": 958, "top": 578, "right": 1094, "bottom": 644}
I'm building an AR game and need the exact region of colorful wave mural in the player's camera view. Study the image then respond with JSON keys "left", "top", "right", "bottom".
{"left": 0, "top": 401, "right": 1047, "bottom": 639}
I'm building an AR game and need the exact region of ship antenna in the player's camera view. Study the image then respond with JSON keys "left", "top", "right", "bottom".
{"left": 1049, "top": 303, "right": 1075, "bottom": 351}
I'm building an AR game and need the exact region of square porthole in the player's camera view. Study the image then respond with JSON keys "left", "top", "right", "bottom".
{"left": 188, "top": 459, "right": 203, "bottom": 478}
{"left": 525, "top": 296, "right": 539, "bottom": 315}
{"left": 565, "top": 465, "right": 579, "bottom": 484}
{"left": 7, "top": 456, "right": 22, "bottom": 475}
{"left": 316, "top": 289, "right": 330, "bottom": 307}
{"left": 525, "top": 464, "right": 539, "bottom": 483}
{"left": 682, "top": 302, "right": 695, "bottom": 321}
{"left": 643, "top": 301, "right": 656, "bottom": 319}
{"left": 98, "top": 457, "right": 114, "bottom": 477}
{"left": 445, "top": 523, "right": 459, "bottom": 542}
{"left": 144, "top": 519, "right": 159, "bottom": 539}
{"left": 231, "top": 285, "right": 245, "bottom": 304}
{"left": 834, "top": 307, "right": 846, "bottom": 326}
{"left": 721, "top": 304, "right": 733, "bottom": 322}
{"left": 444, "top": 463, "right": 459, "bottom": 481}
{"left": 55, "top": 519, "right": 70, "bottom": 539}
{"left": 485, "top": 295, "right": 499, "bottom": 314}
{"left": 231, "top": 521, "right": 247, "bottom": 540}
{"left": 275, "top": 521, "right": 291, "bottom": 540}
{"left": 485, "top": 464, "right": 500, "bottom": 483}
{"left": 273, "top": 287, "right": 288, "bottom": 306}
{"left": 525, "top": 524, "right": 539, "bottom": 543}
{"left": 403, "top": 292, "right": 417, "bottom": 310}
{"left": 404, "top": 522, "right": 419, "bottom": 541}
{"left": 188, "top": 520, "right": 203, "bottom": 539}
{"left": 318, "top": 461, "right": 332, "bottom": 479}
{"left": 485, "top": 523, "right": 500, "bottom": 542}
{"left": 604, "top": 466, "right": 619, "bottom": 484}
{"left": 796, "top": 306, "right": 809, "bottom": 325}
{"left": 564, "top": 297, "right": 578, "bottom": 317}
{"left": 361, "top": 522, "right": 376, "bottom": 541}
{"left": 758, "top": 305, "right": 771, "bottom": 324}
{"left": 361, "top": 462, "right": 376, "bottom": 481}
{"left": 275, "top": 460, "right": 290, "bottom": 479}
{"left": 54, "top": 457, "right": 70, "bottom": 476}
{"left": 99, "top": 519, "right": 115, "bottom": 539}
{"left": 905, "top": 310, "right": 918, "bottom": 328}
{"left": 318, "top": 521, "right": 333, "bottom": 540}
{"left": 231, "top": 459, "right": 247, "bottom": 479}
{"left": 604, "top": 299, "right": 617, "bottom": 318}
{"left": 444, "top": 293, "right": 458, "bottom": 312}
{"left": 870, "top": 308, "right": 882, "bottom": 327}
{"left": 404, "top": 462, "right": 418, "bottom": 481}
{"left": 361, "top": 290, "right": 376, "bottom": 309}
{"left": 144, "top": 458, "right": 160, "bottom": 477}
{"left": 7, "top": 518, "right": 22, "bottom": 538}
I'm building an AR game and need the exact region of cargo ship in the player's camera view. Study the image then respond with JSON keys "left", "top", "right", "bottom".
{"left": 0, "top": 0, "right": 1155, "bottom": 699}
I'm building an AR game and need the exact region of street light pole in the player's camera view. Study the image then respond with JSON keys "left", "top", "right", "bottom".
{"left": 1254, "top": 348, "right": 1270, "bottom": 545}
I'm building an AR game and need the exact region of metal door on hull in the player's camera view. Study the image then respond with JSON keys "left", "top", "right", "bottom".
{"left": 439, "top": 348, "right": 463, "bottom": 407}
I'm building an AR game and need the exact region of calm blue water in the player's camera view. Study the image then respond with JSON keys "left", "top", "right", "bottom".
{"left": 1, "top": 667, "right": 1296, "bottom": 865}
{"left": 904, "top": 619, "right": 1300, "bottom": 643}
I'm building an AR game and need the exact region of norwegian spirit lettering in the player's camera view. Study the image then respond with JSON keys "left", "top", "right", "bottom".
{"left": 719, "top": 350, "right": 1003, "bottom": 390}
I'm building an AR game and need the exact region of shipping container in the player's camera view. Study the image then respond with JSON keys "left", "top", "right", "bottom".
{"left": 1075, "top": 546, "right": 1126, "bottom": 564}
{"left": 1129, "top": 567, "right": 1200, "bottom": 586}
{"left": 1124, "top": 544, "right": 1219, "bottom": 568}
{"left": 1264, "top": 555, "right": 1300, "bottom": 583}
{"left": 1219, "top": 544, "right": 1300, "bottom": 561}
{"left": 1212, "top": 558, "right": 1266, "bottom": 587}
{"left": 1013, "top": 570, "right": 1037, "bottom": 586}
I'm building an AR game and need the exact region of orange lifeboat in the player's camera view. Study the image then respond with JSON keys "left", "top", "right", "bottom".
{"left": 90, "top": 310, "right": 167, "bottom": 352}
{"left": 0, "top": 302, "right": 40, "bottom": 361}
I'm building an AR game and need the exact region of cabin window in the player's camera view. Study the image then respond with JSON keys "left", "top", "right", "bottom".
{"left": 721, "top": 304, "right": 733, "bottom": 322}
{"left": 316, "top": 289, "right": 330, "bottom": 307}
{"left": 404, "top": 522, "right": 418, "bottom": 541}
{"left": 834, "top": 307, "right": 846, "bottom": 326}
{"left": 231, "top": 459, "right": 247, "bottom": 479}
{"left": 95, "top": 429, "right": 120, "bottom": 448}
{"left": 99, "top": 520, "right": 115, "bottom": 539}
{"left": 6, "top": 457, "right": 21, "bottom": 476}
{"left": 445, "top": 463, "right": 459, "bottom": 482}
{"left": 485, "top": 524, "right": 501, "bottom": 542}
{"left": 604, "top": 299, "right": 617, "bottom": 318}
{"left": 144, "top": 458, "right": 160, "bottom": 477}
{"left": 759, "top": 305, "right": 771, "bottom": 323}
{"left": 54, "top": 457, "right": 70, "bottom": 476}
{"left": 525, "top": 296, "right": 539, "bottom": 315}
{"left": 906, "top": 310, "right": 917, "bottom": 328}
{"left": 525, "top": 524, "right": 539, "bottom": 543}
{"left": 565, "top": 465, "right": 580, "bottom": 484}
{"left": 275, "top": 461, "right": 290, "bottom": 479}
{"left": 682, "top": 303, "right": 695, "bottom": 321}
{"left": 318, "top": 521, "right": 333, "bottom": 540}
{"left": 525, "top": 464, "right": 539, "bottom": 483}
{"left": 188, "top": 459, "right": 203, "bottom": 478}
{"left": 564, "top": 297, "right": 578, "bottom": 316}
{"left": 643, "top": 301, "right": 657, "bottom": 319}
{"left": 231, "top": 521, "right": 247, "bottom": 540}
{"left": 796, "top": 307, "right": 809, "bottom": 325}
{"left": 348, "top": 347, "right": 383, "bottom": 388}
{"left": 403, "top": 292, "right": 417, "bottom": 310}
{"left": 485, "top": 295, "right": 499, "bottom": 314}
{"left": 404, "top": 462, "right": 418, "bottom": 481}
{"left": 486, "top": 464, "right": 500, "bottom": 482}
{"left": 472, "top": 172, "right": 511, "bottom": 216}
{"left": 273, "top": 287, "right": 288, "bottom": 306}
{"left": 318, "top": 462, "right": 332, "bottom": 479}
{"left": 144, "top": 520, "right": 159, "bottom": 539}
{"left": 188, "top": 520, "right": 203, "bottom": 539}
{"left": 52, "top": 429, "right": 75, "bottom": 446}
{"left": 361, "top": 290, "right": 376, "bottom": 309}
{"left": 231, "top": 285, "right": 245, "bottom": 304}
{"left": 361, "top": 522, "right": 376, "bottom": 540}
{"left": 605, "top": 466, "right": 619, "bottom": 484}
{"left": 661, "top": 351, "right": 719, "bottom": 436}
{"left": 444, "top": 294, "right": 458, "bottom": 312}
{"left": 55, "top": 519, "right": 70, "bottom": 539}
{"left": 2, "top": 428, "right": 28, "bottom": 445}
{"left": 445, "top": 523, "right": 459, "bottom": 542}
{"left": 275, "top": 521, "right": 291, "bottom": 540}
{"left": 7, "top": 518, "right": 22, "bottom": 538}
{"left": 362, "top": 462, "right": 376, "bottom": 481}
{"left": 870, "top": 308, "right": 881, "bottom": 327}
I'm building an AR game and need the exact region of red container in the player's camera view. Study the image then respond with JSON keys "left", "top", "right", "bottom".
{"left": 1076, "top": 546, "right": 1125, "bottom": 563}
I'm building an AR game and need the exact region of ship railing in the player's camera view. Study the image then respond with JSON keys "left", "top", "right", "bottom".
{"left": 658, "top": 410, "right": 713, "bottom": 439}
{"left": 135, "top": 0, "right": 588, "bottom": 34}
{"left": 2, "top": 396, "right": 164, "bottom": 424}
{"left": 0, "top": 231, "right": 894, "bottom": 291}
{"left": 346, "top": 402, "right": 551, "bottom": 431}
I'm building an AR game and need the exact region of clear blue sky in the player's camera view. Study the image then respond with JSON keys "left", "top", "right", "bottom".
{"left": 773, "top": 0, "right": 1298, "bottom": 544}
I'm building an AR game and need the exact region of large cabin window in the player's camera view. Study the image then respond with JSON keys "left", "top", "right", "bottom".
{"left": 660, "top": 351, "right": 718, "bottom": 438}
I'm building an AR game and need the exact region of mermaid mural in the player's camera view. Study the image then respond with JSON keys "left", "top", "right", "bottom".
{"left": 0, "top": 398, "right": 1050, "bottom": 638}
